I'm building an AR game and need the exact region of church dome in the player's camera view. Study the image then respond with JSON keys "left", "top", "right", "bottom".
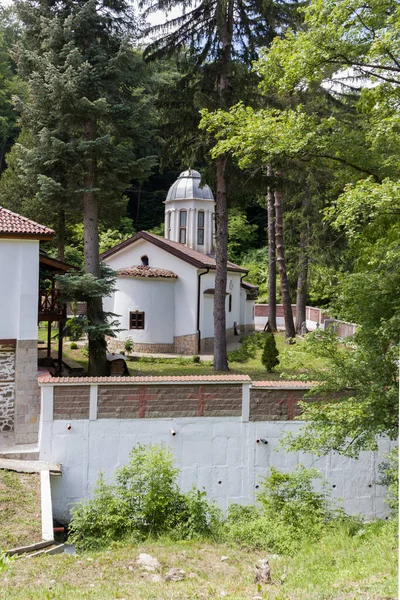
{"left": 166, "top": 169, "right": 214, "bottom": 202}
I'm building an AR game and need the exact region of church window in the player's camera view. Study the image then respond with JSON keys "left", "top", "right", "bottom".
{"left": 179, "top": 210, "right": 187, "bottom": 244}
{"left": 197, "top": 211, "right": 205, "bottom": 245}
{"left": 141, "top": 255, "right": 149, "bottom": 266}
{"left": 167, "top": 212, "right": 171, "bottom": 239}
{"left": 130, "top": 311, "right": 145, "bottom": 329}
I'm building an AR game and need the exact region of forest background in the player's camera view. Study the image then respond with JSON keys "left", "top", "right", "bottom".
{"left": 0, "top": 0, "right": 398, "bottom": 453}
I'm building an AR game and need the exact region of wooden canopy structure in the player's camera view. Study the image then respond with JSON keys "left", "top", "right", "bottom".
{"left": 38, "top": 253, "right": 77, "bottom": 375}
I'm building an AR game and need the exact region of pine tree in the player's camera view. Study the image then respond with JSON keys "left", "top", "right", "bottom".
{"left": 8, "top": 0, "right": 158, "bottom": 375}
{"left": 141, "top": 0, "right": 300, "bottom": 370}
{"left": 261, "top": 333, "right": 279, "bottom": 372}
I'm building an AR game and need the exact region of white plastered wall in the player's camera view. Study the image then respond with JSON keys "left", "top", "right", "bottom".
{"left": 39, "top": 414, "right": 394, "bottom": 522}
{"left": 200, "top": 271, "right": 243, "bottom": 338}
{"left": 164, "top": 198, "right": 215, "bottom": 254}
{"left": 104, "top": 239, "right": 198, "bottom": 339}
{"left": 0, "top": 239, "right": 39, "bottom": 340}
{"left": 113, "top": 278, "right": 175, "bottom": 343}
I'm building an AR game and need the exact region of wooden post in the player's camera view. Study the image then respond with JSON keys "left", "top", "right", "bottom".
{"left": 57, "top": 320, "right": 64, "bottom": 376}
{"left": 47, "top": 321, "right": 52, "bottom": 358}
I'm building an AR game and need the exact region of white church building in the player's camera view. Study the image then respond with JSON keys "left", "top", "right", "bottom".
{"left": 102, "top": 169, "right": 257, "bottom": 354}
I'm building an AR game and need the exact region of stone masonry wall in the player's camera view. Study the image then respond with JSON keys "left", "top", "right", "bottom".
{"left": 97, "top": 384, "right": 242, "bottom": 419}
{"left": 249, "top": 388, "right": 305, "bottom": 421}
{"left": 132, "top": 342, "right": 175, "bottom": 354}
{"left": 173, "top": 333, "right": 198, "bottom": 355}
{"left": 14, "top": 340, "right": 40, "bottom": 444}
{"left": 53, "top": 385, "right": 90, "bottom": 420}
{"left": 0, "top": 342, "right": 16, "bottom": 432}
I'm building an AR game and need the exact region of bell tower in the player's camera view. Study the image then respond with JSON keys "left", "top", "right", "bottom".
{"left": 164, "top": 169, "right": 215, "bottom": 255}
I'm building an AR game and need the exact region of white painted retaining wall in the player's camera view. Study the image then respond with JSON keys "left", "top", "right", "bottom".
{"left": 39, "top": 398, "right": 393, "bottom": 523}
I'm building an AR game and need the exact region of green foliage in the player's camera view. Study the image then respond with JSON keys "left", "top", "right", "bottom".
{"left": 69, "top": 444, "right": 221, "bottom": 552}
{"left": 124, "top": 338, "right": 133, "bottom": 353}
{"left": 261, "top": 333, "right": 279, "bottom": 371}
{"left": 225, "top": 466, "right": 342, "bottom": 555}
{"left": 69, "top": 342, "right": 78, "bottom": 350}
{"left": 0, "top": 549, "right": 11, "bottom": 574}
{"left": 227, "top": 209, "right": 258, "bottom": 263}
{"left": 227, "top": 332, "right": 265, "bottom": 363}
{"left": 378, "top": 448, "right": 399, "bottom": 514}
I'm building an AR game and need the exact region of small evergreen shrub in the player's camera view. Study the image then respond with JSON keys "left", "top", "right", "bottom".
{"left": 70, "top": 342, "right": 78, "bottom": 350}
{"left": 192, "top": 355, "right": 201, "bottom": 363}
{"left": 69, "top": 444, "right": 221, "bottom": 551}
{"left": 225, "top": 466, "right": 340, "bottom": 554}
{"left": 261, "top": 333, "right": 279, "bottom": 371}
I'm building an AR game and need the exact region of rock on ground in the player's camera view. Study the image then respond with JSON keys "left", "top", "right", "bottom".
{"left": 136, "top": 553, "right": 161, "bottom": 571}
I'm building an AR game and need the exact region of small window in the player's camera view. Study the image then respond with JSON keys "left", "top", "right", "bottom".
{"left": 167, "top": 212, "right": 171, "bottom": 240}
{"left": 179, "top": 210, "right": 187, "bottom": 244}
{"left": 141, "top": 255, "right": 149, "bottom": 266}
{"left": 130, "top": 311, "right": 145, "bottom": 329}
{"left": 229, "top": 294, "right": 232, "bottom": 312}
{"left": 197, "top": 211, "right": 205, "bottom": 245}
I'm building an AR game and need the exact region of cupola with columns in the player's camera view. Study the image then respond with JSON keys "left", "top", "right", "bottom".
{"left": 164, "top": 169, "right": 215, "bottom": 255}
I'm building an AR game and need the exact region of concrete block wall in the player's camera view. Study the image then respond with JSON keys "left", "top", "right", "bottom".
{"left": 0, "top": 341, "right": 16, "bottom": 432}
{"left": 38, "top": 376, "right": 395, "bottom": 523}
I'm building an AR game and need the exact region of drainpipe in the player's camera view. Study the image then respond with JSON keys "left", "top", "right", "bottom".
{"left": 197, "top": 268, "right": 210, "bottom": 354}
{"left": 240, "top": 272, "right": 248, "bottom": 333}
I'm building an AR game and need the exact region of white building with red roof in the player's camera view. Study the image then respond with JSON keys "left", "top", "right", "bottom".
{"left": 0, "top": 207, "right": 54, "bottom": 443}
{"left": 102, "top": 170, "right": 257, "bottom": 354}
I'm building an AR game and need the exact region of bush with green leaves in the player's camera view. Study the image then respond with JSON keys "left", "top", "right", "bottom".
{"left": 70, "top": 342, "right": 78, "bottom": 350}
{"left": 378, "top": 447, "right": 398, "bottom": 514}
{"left": 228, "top": 332, "right": 265, "bottom": 363}
{"left": 124, "top": 338, "right": 133, "bottom": 353}
{"left": 225, "top": 466, "right": 341, "bottom": 555}
{"left": 69, "top": 444, "right": 221, "bottom": 551}
{"left": 0, "top": 550, "right": 11, "bottom": 574}
{"left": 261, "top": 333, "right": 279, "bottom": 371}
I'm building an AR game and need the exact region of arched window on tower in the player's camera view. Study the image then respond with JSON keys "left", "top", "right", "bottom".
{"left": 197, "top": 211, "right": 205, "bottom": 245}
{"left": 167, "top": 212, "right": 171, "bottom": 240}
{"left": 179, "top": 210, "right": 187, "bottom": 244}
{"left": 141, "top": 255, "right": 149, "bottom": 266}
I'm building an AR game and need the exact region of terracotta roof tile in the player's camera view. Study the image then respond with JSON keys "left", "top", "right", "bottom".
{"left": 252, "top": 380, "right": 317, "bottom": 388}
{"left": 0, "top": 206, "right": 54, "bottom": 238}
{"left": 117, "top": 265, "right": 178, "bottom": 279}
{"left": 38, "top": 374, "right": 251, "bottom": 384}
{"left": 101, "top": 231, "right": 247, "bottom": 273}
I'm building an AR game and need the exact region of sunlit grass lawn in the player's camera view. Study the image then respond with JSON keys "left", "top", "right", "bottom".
{"left": 38, "top": 328, "right": 328, "bottom": 380}
{"left": 1, "top": 520, "right": 397, "bottom": 599}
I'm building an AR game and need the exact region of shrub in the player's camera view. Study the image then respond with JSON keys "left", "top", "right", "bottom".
{"left": 378, "top": 447, "right": 398, "bottom": 514}
{"left": 261, "top": 333, "right": 279, "bottom": 371}
{"left": 124, "top": 338, "right": 133, "bottom": 353}
{"left": 70, "top": 342, "right": 78, "bottom": 350}
{"left": 225, "top": 466, "right": 339, "bottom": 555}
{"left": 228, "top": 332, "right": 265, "bottom": 363}
{"left": 0, "top": 550, "right": 11, "bottom": 574}
{"left": 69, "top": 444, "right": 222, "bottom": 551}
{"left": 193, "top": 355, "right": 201, "bottom": 363}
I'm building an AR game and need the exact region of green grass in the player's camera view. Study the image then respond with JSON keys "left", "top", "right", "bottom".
{"left": 0, "top": 520, "right": 397, "bottom": 599}
{"left": 0, "top": 471, "right": 42, "bottom": 550}
{"left": 38, "top": 328, "right": 328, "bottom": 380}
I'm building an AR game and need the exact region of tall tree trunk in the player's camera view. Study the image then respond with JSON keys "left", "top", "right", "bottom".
{"left": 83, "top": 119, "right": 107, "bottom": 376}
{"left": 274, "top": 179, "right": 296, "bottom": 340}
{"left": 266, "top": 165, "right": 277, "bottom": 331}
{"left": 57, "top": 208, "right": 65, "bottom": 262}
{"left": 214, "top": 154, "right": 229, "bottom": 370}
{"left": 213, "top": 0, "right": 233, "bottom": 371}
{"left": 295, "top": 226, "right": 309, "bottom": 334}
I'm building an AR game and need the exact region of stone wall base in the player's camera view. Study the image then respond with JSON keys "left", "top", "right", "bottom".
{"left": 200, "top": 328, "right": 236, "bottom": 354}
{"left": 132, "top": 342, "right": 175, "bottom": 354}
{"left": 0, "top": 341, "right": 16, "bottom": 433}
{"left": 173, "top": 333, "right": 198, "bottom": 355}
{"left": 14, "top": 340, "right": 40, "bottom": 444}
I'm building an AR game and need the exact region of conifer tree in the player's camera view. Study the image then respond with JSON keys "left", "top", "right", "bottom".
{"left": 261, "top": 333, "right": 279, "bottom": 372}
{"left": 141, "top": 0, "right": 299, "bottom": 370}
{"left": 10, "top": 0, "right": 157, "bottom": 374}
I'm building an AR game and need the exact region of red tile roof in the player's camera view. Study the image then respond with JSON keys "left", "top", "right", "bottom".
{"left": 252, "top": 380, "right": 317, "bottom": 388}
{"left": 0, "top": 206, "right": 54, "bottom": 239}
{"left": 38, "top": 374, "right": 252, "bottom": 384}
{"left": 101, "top": 231, "right": 247, "bottom": 273}
{"left": 117, "top": 265, "right": 178, "bottom": 279}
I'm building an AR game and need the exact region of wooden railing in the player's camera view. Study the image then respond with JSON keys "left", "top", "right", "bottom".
{"left": 38, "top": 289, "right": 66, "bottom": 321}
